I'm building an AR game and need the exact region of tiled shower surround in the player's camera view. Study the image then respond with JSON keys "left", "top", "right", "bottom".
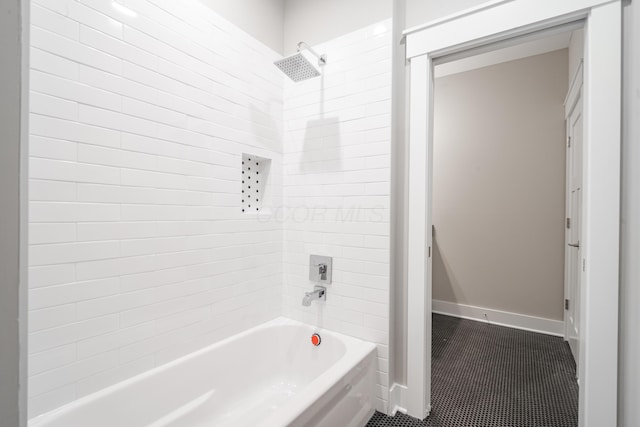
{"left": 282, "top": 24, "right": 392, "bottom": 410}
{"left": 28, "top": 0, "right": 391, "bottom": 418}
{"left": 28, "top": 0, "right": 284, "bottom": 417}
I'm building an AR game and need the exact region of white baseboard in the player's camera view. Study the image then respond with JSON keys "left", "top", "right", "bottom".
{"left": 432, "top": 299, "right": 564, "bottom": 337}
{"left": 388, "top": 383, "right": 408, "bottom": 416}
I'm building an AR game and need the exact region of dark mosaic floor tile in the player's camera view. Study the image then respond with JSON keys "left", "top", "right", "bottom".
{"left": 367, "top": 314, "right": 578, "bottom": 427}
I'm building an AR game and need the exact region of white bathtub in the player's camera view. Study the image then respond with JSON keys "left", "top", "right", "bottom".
{"left": 29, "top": 318, "right": 377, "bottom": 427}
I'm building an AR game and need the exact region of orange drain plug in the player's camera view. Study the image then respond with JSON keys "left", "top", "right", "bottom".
{"left": 311, "top": 333, "right": 321, "bottom": 346}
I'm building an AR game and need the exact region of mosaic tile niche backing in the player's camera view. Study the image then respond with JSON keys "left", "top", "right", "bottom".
{"left": 242, "top": 153, "right": 270, "bottom": 213}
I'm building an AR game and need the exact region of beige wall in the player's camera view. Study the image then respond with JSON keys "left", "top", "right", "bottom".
{"left": 200, "top": 0, "right": 284, "bottom": 53}
{"left": 432, "top": 49, "right": 568, "bottom": 321}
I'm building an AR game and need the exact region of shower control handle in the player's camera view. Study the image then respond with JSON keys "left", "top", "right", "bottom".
{"left": 315, "top": 263, "right": 327, "bottom": 277}
{"left": 309, "top": 255, "right": 332, "bottom": 284}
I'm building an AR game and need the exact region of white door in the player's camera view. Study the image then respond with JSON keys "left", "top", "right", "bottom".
{"left": 565, "top": 89, "right": 583, "bottom": 374}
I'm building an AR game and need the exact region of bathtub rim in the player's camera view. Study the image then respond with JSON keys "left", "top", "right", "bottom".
{"left": 260, "top": 322, "right": 377, "bottom": 427}
{"left": 28, "top": 316, "right": 377, "bottom": 427}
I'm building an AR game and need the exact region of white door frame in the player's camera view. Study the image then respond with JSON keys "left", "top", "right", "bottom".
{"left": 403, "top": 1, "right": 621, "bottom": 426}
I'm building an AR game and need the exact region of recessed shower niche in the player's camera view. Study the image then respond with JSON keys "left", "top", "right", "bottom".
{"left": 241, "top": 153, "right": 271, "bottom": 213}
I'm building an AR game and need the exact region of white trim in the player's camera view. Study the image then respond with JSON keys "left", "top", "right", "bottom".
{"left": 434, "top": 32, "right": 572, "bottom": 78}
{"left": 565, "top": 60, "right": 584, "bottom": 117}
{"left": 578, "top": 4, "right": 621, "bottom": 426}
{"left": 403, "top": 0, "right": 512, "bottom": 37}
{"left": 432, "top": 300, "right": 565, "bottom": 337}
{"left": 389, "top": 383, "right": 408, "bottom": 416}
{"left": 405, "top": 0, "right": 611, "bottom": 59}
{"left": 406, "top": 54, "right": 432, "bottom": 420}
{"left": 433, "top": 21, "right": 583, "bottom": 68}
{"left": 404, "top": 1, "right": 621, "bottom": 425}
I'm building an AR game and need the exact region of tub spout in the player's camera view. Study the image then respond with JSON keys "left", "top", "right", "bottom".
{"left": 302, "top": 286, "right": 326, "bottom": 306}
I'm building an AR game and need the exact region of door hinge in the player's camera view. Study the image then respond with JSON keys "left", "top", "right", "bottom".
{"left": 566, "top": 218, "right": 571, "bottom": 229}
{"left": 567, "top": 136, "right": 572, "bottom": 148}
{"left": 565, "top": 299, "right": 569, "bottom": 310}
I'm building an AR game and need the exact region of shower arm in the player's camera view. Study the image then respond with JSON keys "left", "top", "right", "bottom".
{"left": 297, "top": 42, "right": 327, "bottom": 66}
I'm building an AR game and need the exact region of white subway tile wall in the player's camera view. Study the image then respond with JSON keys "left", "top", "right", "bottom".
{"left": 28, "top": 0, "right": 284, "bottom": 418}
{"left": 281, "top": 21, "right": 393, "bottom": 412}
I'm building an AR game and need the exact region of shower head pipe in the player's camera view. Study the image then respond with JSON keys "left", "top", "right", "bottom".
{"left": 297, "top": 42, "right": 327, "bottom": 66}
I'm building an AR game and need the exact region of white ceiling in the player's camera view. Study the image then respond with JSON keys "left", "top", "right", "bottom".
{"left": 434, "top": 31, "right": 573, "bottom": 78}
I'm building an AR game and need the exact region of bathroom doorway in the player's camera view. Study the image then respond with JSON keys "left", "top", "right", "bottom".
{"left": 426, "top": 30, "right": 579, "bottom": 426}
{"left": 403, "top": 1, "right": 622, "bottom": 425}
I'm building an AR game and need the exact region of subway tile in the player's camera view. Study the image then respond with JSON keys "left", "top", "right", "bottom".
{"left": 31, "top": 4, "right": 80, "bottom": 40}
{"left": 364, "top": 313, "right": 389, "bottom": 332}
{"left": 68, "top": 2, "right": 123, "bottom": 39}
{"left": 77, "top": 162, "right": 121, "bottom": 185}
{"left": 122, "top": 97, "right": 187, "bottom": 128}
{"left": 29, "top": 344, "right": 76, "bottom": 376}
{"left": 77, "top": 183, "right": 156, "bottom": 205}
{"left": 281, "top": 21, "right": 392, "bottom": 413}
{"left": 29, "top": 349, "right": 119, "bottom": 397}
{"left": 29, "top": 157, "right": 76, "bottom": 182}
{"left": 29, "top": 223, "right": 77, "bottom": 245}
{"left": 30, "top": 240, "right": 120, "bottom": 266}
{"left": 30, "top": 136, "right": 77, "bottom": 162}
{"left": 28, "top": 384, "right": 76, "bottom": 420}
{"left": 78, "top": 104, "right": 157, "bottom": 136}
{"left": 29, "top": 315, "right": 119, "bottom": 354}
{"left": 122, "top": 61, "right": 193, "bottom": 102}
{"left": 76, "top": 322, "right": 155, "bottom": 359}
{"left": 76, "top": 221, "right": 157, "bottom": 242}
{"left": 31, "top": 0, "right": 73, "bottom": 16}
{"left": 77, "top": 144, "right": 158, "bottom": 171}
{"left": 75, "top": 355, "right": 155, "bottom": 399}
{"left": 77, "top": 64, "right": 127, "bottom": 96}
{"left": 79, "top": 25, "right": 158, "bottom": 69}
{"left": 30, "top": 91, "right": 78, "bottom": 120}
{"left": 29, "top": 264, "right": 76, "bottom": 289}
{"left": 76, "top": 289, "right": 154, "bottom": 321}
{"left": 341, "top": 271, "right": 389, "bottom": 290}
{"left": 31, "top": 26, "right": 122, "bottom": 75}
{"left": 30, "top": 277, "right": 120, "bottom": 310}
{"left": 121, "top": 132, "right": 187, "bottom": 158}
{"left": 75, "top": 255, "right": 156, "bottom": 281}
{"left": 31, "top": 114, "right": 121, "bottom": 148}
{"left": 154, "top": 307, "right": 210, "bottom": 334}
{"left": 30, "top": 202, "right": 120, "bottom": 223}
{"left": 75, "top": 0, "right": 138, "bottom": 27}
{"left": 29, "top": 305, "right": 76, "bottom": 332}
{"left": 120, "top": 237, "right": 162, "bottom": 257}
{"left": 25, "top": 0, "right": 391, "bottom": 417}
{"left": 342, "top": 246, "right": 390, "bottom": 263}
{"left": 30, "top": 47, "right": 79, "bottom": 80}
{"left": 117, "top": 321, "right": 201, "bottom": 364}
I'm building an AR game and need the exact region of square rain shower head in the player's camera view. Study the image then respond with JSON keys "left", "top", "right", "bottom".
{"left": 274, "top": 52, "right": 321, "bottom": 82}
